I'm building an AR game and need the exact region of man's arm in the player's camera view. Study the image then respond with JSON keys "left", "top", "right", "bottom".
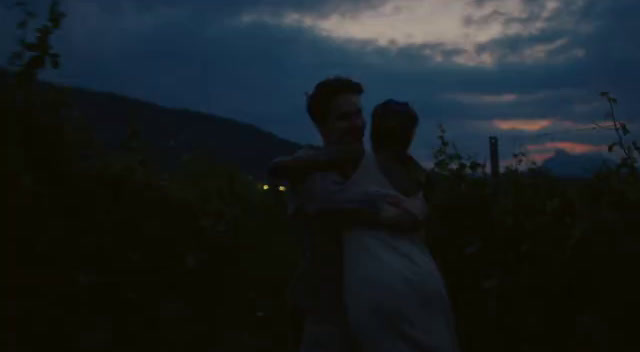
{"left": 268, "top": 145, "right": 363, "bottom": 182}
{"left": 313, "top": 200, "right": 421, "bottom": 232}
{"left": 296, "top": 171, "right": 422, "bottom": 232}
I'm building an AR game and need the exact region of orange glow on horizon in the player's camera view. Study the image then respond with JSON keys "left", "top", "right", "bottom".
{"left": 499, "top": 151, "right": 556, "bottom": 168}
{"left": 493, "top": 119, "right": 553, "bottom": 131}
{"left": 491, "top": 119, "right": 621, "bottom": 133}
{"left": 528, "top": 151, "right": 556, "bottom": 163}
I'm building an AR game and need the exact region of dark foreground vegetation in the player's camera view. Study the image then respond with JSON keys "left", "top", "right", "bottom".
{"left": 6, "top": 2, "right": 639, "bottom": 351}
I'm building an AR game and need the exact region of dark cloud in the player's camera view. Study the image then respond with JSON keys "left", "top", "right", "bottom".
{"left": 1, "top": 0, "right": 638, "bottom": 163}
{"left": 463, "top": 9, "right": 508, "bottom": 28}
{"left": 62, "top": 0, "right": 390, "bottom": 21}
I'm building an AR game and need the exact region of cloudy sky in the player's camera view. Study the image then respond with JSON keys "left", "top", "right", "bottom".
{"left": 2, "top": 0, "right": 639, "bottom": 166}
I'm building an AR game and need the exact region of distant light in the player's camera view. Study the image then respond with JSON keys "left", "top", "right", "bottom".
{"left": 278, "top": 186, "right": 286, "bottom": 192}
{"left": 262, "top": 184, "right": 269, "bottom": 190}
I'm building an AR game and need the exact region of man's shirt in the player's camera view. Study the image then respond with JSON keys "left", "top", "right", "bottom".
{"left": 287, "top": 171, "right": 350, "bottom": 318}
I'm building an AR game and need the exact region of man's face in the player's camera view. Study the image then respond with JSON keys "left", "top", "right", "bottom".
{"left": 319, "top": 94, "right": 365, "bottom": 147}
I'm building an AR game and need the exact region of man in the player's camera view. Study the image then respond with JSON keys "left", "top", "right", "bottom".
{"left": 269, "top": 77, "right": 421, "bottom": 352}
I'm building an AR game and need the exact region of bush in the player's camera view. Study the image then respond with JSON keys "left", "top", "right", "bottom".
{"left": 6, "top": 2, "right": 638, "bottom": 351}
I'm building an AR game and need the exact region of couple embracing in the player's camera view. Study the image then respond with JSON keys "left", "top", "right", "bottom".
{"left": 268, "top": 77, "right": 459, "bottom": 352}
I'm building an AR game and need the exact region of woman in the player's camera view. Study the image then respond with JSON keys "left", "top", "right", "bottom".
{"left": 271, "top": 100, "right": 459, "bottom": 352}
{"left": 341, "top": 100, "right": 458, "bottom": 352}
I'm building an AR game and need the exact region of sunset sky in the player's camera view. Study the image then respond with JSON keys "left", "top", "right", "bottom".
{"left": 1, "top": 0, "right": 639, "bottom": 167}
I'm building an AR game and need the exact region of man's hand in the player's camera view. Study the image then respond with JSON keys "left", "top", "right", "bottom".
{"left": 377, "top": 196, "right": 422, "bottom": 232}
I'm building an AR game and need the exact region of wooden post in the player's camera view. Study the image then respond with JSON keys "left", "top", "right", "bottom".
{"left": 489, "top": 136, "right": 499, "bottom": 179}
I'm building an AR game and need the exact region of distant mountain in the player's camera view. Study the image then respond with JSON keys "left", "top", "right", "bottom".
{"left": 540, "top": 149, "right": 616, "bottom": 178}
{"left": 2, "top": 69, "right": 302, "bottom": 179}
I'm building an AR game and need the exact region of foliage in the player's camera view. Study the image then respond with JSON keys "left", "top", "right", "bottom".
{"left": 600, "top": 91, "right": 639, "bottom": 174}
{"left": 6, "top": 2, "right": 638, "bottom": 352}
{"left": 6, "top": 2, "right": 294, "bottom": 351}
{"left": 427, "top": 107, "right": 639, "bottom": 352}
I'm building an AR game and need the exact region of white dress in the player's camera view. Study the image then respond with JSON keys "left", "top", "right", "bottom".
{"left": 341, "top": 151, "right": 459, "bottom": 352}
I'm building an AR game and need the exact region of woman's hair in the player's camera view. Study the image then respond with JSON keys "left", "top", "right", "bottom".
{"left": 371, "top": 99, "right": 418, "bottom": 152}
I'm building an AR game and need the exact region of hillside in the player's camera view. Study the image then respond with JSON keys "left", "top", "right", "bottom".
{"left": 1, "top": 68, "right": 302, "bottom": 179}
{"left": 541, "top": 149, "right": 616, "bottom": 178}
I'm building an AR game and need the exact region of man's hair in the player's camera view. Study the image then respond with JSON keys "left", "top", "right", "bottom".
{"left": 306, "top": 77, "right": 364, "bottom": 125}
{"left": 371, "top": 99, "right": 419, "bottom": 151}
